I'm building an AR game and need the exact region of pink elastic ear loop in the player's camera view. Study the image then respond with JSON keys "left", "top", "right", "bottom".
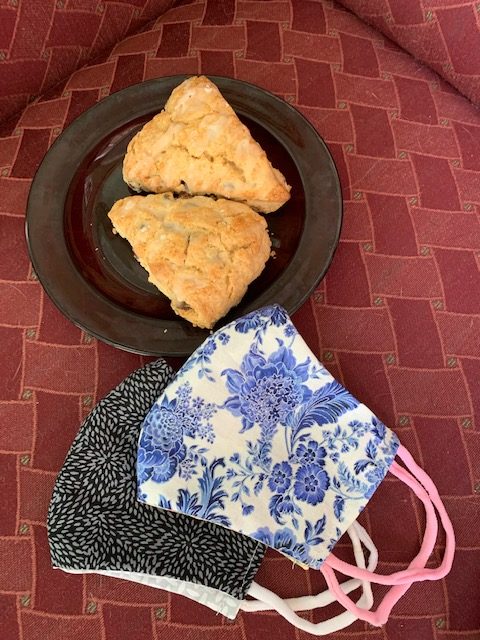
{"left": 320, "top": 445, "right": 455, "bottom": 626}
{"left": 240, "top": 522, "right": 378, "bottom": 635}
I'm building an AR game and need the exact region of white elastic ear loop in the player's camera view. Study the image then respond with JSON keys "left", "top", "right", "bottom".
{"left": 242, "top": 522, "right": 375, "bottom": 613}
{"left": 241, "top": 522, "right": 377, "bottom": 636}
{"left": 283, "top": 523, "right": 377, "bottom": 612}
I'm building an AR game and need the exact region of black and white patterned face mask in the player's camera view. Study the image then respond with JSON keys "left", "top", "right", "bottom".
{"left": 47, "top": 360, "right": 266, "bottom": 617}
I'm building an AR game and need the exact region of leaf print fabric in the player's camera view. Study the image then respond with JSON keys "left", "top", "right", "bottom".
{"left": 47, "top": 359, "right": 266, "bottom": 607}
{"left": 137, "top": 306, "right": 400, "bottom": 569}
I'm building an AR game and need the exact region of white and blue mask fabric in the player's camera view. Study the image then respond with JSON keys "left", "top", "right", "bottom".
{"left": 136, "top": 305, "right": 454, "bottom": 627}
{"left": 137, "top": 305, "right": 400, "bottom": 569}
{"left": 47, "top": 359, "right": 267, "bottom": 618}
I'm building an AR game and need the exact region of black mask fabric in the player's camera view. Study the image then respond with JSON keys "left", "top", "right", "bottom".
{"left": 47, "top": 360, "right": 266, "bottom": 600}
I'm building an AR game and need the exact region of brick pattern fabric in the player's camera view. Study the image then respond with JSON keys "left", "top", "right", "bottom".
{"left": 0, "top": 0, "right": 176, "bottom": 123}
{"left": 0, "top": 1, "right": 479, "bottom": 638}
{"left": 337, "top": 0, "right": 480, "bottom": 106}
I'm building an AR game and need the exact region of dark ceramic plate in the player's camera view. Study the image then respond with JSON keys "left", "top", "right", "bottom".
{"left": 26, "top": 76, "right": 342, "bottom": 356}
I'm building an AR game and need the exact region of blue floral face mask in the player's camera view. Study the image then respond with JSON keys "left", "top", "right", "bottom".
{"left": 136, "top": 305, "right": 399, "bottom": 569}
{"left": 137, "top": 305, "right": 454, "bottom": 626}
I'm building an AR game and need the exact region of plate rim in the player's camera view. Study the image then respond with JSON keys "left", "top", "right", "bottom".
{"left": 25, "top": 75, "right": 343, "bottom": 356}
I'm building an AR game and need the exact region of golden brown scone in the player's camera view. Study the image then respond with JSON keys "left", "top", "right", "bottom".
{"left": 108, "top": 193, "right": 271, "bottom": 328}
{"left": 123, "top": 76, "right": 291, "bottom": 213}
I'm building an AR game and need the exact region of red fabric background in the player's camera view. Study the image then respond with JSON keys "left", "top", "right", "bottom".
{"left": 337, "top": 0, "right": 480, "bottom": 106}
{"left": 0, "top": 1, "right": 479, "bottom": 638}
{"left": 0, "top": 0, "right": 176, "bottom": 123}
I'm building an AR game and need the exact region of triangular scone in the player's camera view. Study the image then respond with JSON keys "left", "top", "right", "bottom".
{"left": 123, "top": 76, "right": 291, "bottom": 213}
{"left": 108, "top": 193, "right": 271, "bottom": 329}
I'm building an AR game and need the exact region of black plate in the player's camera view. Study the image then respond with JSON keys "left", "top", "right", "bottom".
{"left": 26, "top": 76, "right": 342, "bottom": 356}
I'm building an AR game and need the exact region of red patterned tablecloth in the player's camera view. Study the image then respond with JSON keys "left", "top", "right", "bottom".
{"left": 337, "top": 0, "right": 480, "bottom": 106}
{"left": 0, "top": 1, "right": 479, "bottom": 639}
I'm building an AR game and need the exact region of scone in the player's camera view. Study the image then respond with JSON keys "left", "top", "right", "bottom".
{"left": 108, "top": 193, "right": 271, "bottom": 328}
{"left": 123, "top": 76, "right": 291, "bottom": 213}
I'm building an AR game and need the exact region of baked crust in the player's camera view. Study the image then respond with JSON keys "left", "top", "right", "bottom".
{"left": 123, "top": 76, "right": 291, "bottom": 213}
{"left": 108, "top": 193, "right": 271, "bottom": 328}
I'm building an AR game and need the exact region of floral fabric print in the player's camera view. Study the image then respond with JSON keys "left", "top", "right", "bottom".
{"left": 137, "top": 306, "right": 400, "bottom": 569}
{"left": 48, "top": 360, "right": 266, "bottom": 603}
